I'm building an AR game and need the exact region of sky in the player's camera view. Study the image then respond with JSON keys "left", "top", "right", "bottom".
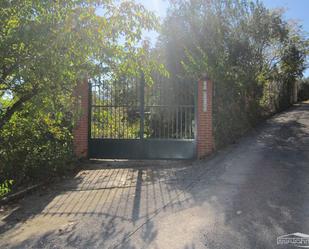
{"left": 137, "top": 0, "right": 309, "bottom": 77}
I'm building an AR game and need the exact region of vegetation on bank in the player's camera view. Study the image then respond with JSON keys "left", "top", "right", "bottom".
{"left": 298, "top": 78, "right": 309, "bottom": 101}
{"left": 158, "top": 0, "right": 308, "bottom": 147}
{"left": 0, "top": 0, "right": 308, "bottom": 196}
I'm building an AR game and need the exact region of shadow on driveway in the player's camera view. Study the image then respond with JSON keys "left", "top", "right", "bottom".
{"left": 0, "top": 102, "right": 308, "bottom": 249}
{"left": 0, "top": 160, "right": 208, "bottom": 249}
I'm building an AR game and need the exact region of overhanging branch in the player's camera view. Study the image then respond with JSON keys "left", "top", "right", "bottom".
{"left": 0, "top": 89, "right": 37, "bottom": 130}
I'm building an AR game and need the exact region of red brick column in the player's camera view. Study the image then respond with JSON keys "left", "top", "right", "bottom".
{"left": 73, "top": 80, "right": 89, "bottom": 158}
{"left": 197, "top": 77, "right": 214, "bottom": 158}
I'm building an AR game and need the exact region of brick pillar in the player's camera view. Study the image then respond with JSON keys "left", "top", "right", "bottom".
{"left": 73, "top": 79, "right": 89, "bottom": 158}
{"left": 197, "top": 77, "right": 214, "bottom": 158}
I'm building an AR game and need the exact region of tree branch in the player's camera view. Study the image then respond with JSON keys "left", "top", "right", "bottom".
{"left": 0, "top": 64, "right": 17, "bottom": 85}
{"left": 0, "top": 89, "right": 37, "bottom": 130}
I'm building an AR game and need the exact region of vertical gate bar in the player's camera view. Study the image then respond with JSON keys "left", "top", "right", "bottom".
{"left": 88, "top": 81, "right": 92, "bottom": 145}
{"left": 96, "top": 80, "right": 99, "bottom": 138}
{"left": 110, "top": 81, "right": 115, "bottom": 138}
{"left": 139, "top": 72, "right": 145, "bottom": 139}
{"left": 187, "top": 85, "right": 189, "bottom": 138}
{"left": 116, "top": 84, "right": 118, "bottom": 138}
{"left": 183, "top": 84, "right": 185, "bottom": 138}
{"left": 121, "top": 80, "right": 124, "bottom": 138}
{"left": 117, "top": 106, "right": 119, "bottom": 138}
{"left": 100, "top": 82, "right": 101, "bottom": 138}
{"left": 106, "top": 82, "right": 109, "bottom": 138}
{"left": 189, "top": 107, "right": 191, "bottom": 139}
{"left": 171, "top": 107, "right": 174, "bottom": 138}
{"left": 153, "top": 107, "right": 156, "bottom": 138}
{"left": 122, "top": 81, "right": 128, "bottom": 138}
{"left": 91, "top": 83, "right": 94, "bottom": 139}
{"left": 100, "top": 81, "right": 102, "bottom": 138}
{"left": 98, "top": 78, "right": 101, "bottom": 138}
{"left": 103, "top": 79, "right": 106, "bottom": 138}
{"left": 97, "top": 83, "right": 99, "bottom": 138}
{"left": 186, "top": 106, "right": 190, "bottom": 139}
{"left": 130, "top": 78, "right": 132, "bottom": 138}
{"left": 100, "top": 82, "right": 102, "bottom": 138}
{"left": 159, "top": 109, "right": 161, "bottom": 138}
{"left": 167, "top": 108, "right": 170, "bottom": 138}
{"left": 106, "top": 82, "right": 108, "bottom": 138}
{"left": 103, "top": 79, "right": 105, "bottom": 138}
{"left": 121, "top": 79, "right": 123, "bottom": 138}
{"left": 125, "top": 78, "right": 128, "bottom": 138}
{"left": 180, "top": 107, "right": 183, "bottom": 139}
{"left": 179, "top": 92, "right": 182, "bottom": 138}
{"left": 176, "top": 106, "right": 178, "bottom": 139}
{"left": 110, "top": 80, "right": 112, "bottom": 138}
{"left": 113, "top": 80, "right": 118, "bottom": 138}
{"left": 184, "top": 107, "right": 187, "bottom": 139}
{"left": 122, "top": 106, "right": 124, "bottom": 138}
{"left": 114, "top": 80, "right": 116, "bottom": 138}
{"left": 92, "top": 81, "right": 94, "bottom": 139}
{"left": 118, "top": 81, "right": 122, "bottom": 138}
{"left": 135, "top": 78, "right": 137, "bottom": 138}
{"left": 109, "top": 106, "right": 111, "bottom": 138}
{"left": 114, "top": 79, "right": 116, "bottom": 138}
{"left": 98, "top": 80, "right": 100, "bottom": 138}
{"left": 189, "top": 106, "right": 194, "bottom": 138}
{"left": 110, "top": 80, "right": 113, "bottom": 138}
{"left": 110, "top": 82, "right": 112, "bottom": 138}
{"left": 194, "top": 80, "right": 198, "bottom": 140}
{"left": 94, "top": 83, "right": 97, "bottom": 138}
{"left": 163, "top": 108, "right": 166, "bottom": 138}
{"left": 116, "top": 81, "right": 121, "bottom": 139}
{"left": 167, "top": 83, "right": 169, "bottom": 138}
{"left": 103, "top": 81, "right": 105, "bottom": 138}
{"left": 159, "top": 78, "right": 161, "bottom": 138}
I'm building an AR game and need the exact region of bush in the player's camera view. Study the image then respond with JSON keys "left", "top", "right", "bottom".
{"left": 298, "top": 78, "right": 309, "bottom": 101}
{"left": 0, "top": 180, "right": 14, "bottom": 197}
{"left": 0, "top": 102, "right": 75, "bottom": 194}
{"left": 158, "top": 0, "right": 308, "bottom": 148}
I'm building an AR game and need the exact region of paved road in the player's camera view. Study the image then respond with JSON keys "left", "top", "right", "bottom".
{"left": 0, "top": 102, "right": 309, "bottom": 249}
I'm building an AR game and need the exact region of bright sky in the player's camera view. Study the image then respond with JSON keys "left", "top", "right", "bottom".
{"left": 138, "top": 0, "right": 309, "bottom": 76}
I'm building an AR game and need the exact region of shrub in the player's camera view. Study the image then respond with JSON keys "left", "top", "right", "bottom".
{"left": 0, "top": 101, "right": 75, "bottom": 194}
{"left": 158, "top": 0, "right": 308, "bottom": 148}
{"left": 298, "top": 78, "right": 309, "bottom": 101}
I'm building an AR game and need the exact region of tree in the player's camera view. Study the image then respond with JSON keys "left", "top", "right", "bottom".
{"left": 158, "top": 0, "right": 308, "bottom": 147}
{"left": 0, "top": 0, "right": 159, "bottom": 130}
{"left": 0, "top": 0, "right": 163, "bottom": 192}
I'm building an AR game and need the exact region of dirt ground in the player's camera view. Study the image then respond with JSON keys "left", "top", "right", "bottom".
{"left": 0, "top": 101, "right": 309, "bottom": 249}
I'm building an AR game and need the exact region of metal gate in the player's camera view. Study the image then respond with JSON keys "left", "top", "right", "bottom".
{"left": 88, "top": 74, "right": 197, "bottom": 159}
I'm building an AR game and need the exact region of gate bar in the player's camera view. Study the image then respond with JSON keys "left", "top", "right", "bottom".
{"left": 139, "top": 72, "right": 145, "bottom": 139}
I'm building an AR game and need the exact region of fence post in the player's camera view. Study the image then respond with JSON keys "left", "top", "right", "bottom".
{"left": 73, "top": 79, "right": 89, "bottom": 158}
{"left": 197, "top": 76, "right": 214, "bottom": 158}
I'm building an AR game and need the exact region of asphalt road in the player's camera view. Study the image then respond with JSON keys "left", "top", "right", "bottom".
{"left": 0, "top": 101, "right": 308, "bottom": 249}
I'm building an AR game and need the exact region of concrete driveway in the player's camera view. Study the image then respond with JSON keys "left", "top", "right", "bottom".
{"left": 0, "top": 101, "right": 309, "bottom": 249}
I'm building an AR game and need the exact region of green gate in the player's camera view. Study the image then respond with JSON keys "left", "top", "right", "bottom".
{"left": 89, "top": 74, "right": 197, "bottom": 159}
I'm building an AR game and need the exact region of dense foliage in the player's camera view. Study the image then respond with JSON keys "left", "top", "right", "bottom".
{"left": 158, "top": 0, "right": 308, "bottom": 147}
{"left": 298, "top": 78, "right": 309, "bottom": 101}
{"left": 0, "top": 0, "right": 160, "bottom": 194}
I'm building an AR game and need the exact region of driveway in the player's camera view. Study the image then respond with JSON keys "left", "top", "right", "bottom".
{"left": 0, "top": 101, "right": 309, "bottom": 249}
